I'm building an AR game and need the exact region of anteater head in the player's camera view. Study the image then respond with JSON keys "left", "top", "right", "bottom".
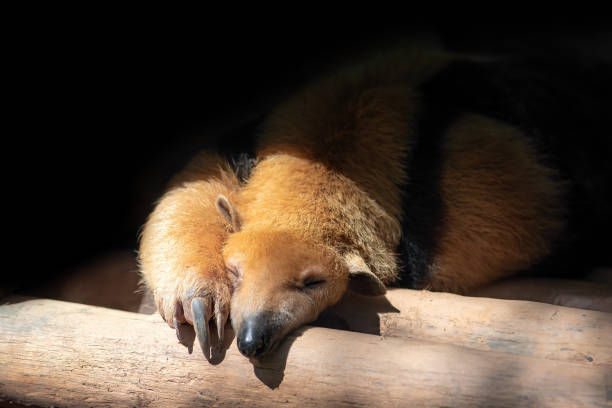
{"left": 216, "top": 195, "right": 386, "bottom": 359}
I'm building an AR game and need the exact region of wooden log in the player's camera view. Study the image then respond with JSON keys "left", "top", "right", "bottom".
{"left": 316, "top": 289, "right": 612, "bottom": 366}
{"left": 1, "top": 297, "right": 611, "bottom": 407}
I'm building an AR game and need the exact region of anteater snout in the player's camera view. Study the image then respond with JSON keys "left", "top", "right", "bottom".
{"left": 236, "top": 315, "right": 270, "bottom": 357}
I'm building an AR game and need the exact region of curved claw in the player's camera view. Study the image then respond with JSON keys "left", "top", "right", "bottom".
{"left": 216, "top": 306, "right": 229, "bottom": 343}
{"left": 173, "top": 317, "right": 182, "bottom": 342}
{"left": 192, "top": 297, "right": 212, "bottom": 359}
{"left": 173, "top": 301, "right": 186, "bottom": 343}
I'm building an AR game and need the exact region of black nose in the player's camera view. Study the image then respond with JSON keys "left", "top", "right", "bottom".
{"left": 236, "top": 316, "right": 269, "bottom": 357}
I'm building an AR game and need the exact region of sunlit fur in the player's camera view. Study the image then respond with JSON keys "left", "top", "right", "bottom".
{"left": 139, "top": 152, "right": 240, "bottom": 325}
{"left": 222, "top": 150, "right": 405, "bottom": 343}
{"left": 225, "top": 229, "right": 347, "bottom": 344}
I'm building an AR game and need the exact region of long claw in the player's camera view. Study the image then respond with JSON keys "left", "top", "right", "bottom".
{"left": 215, "top": 299, "right": 229, "bottom": 347}
{"left": 156, "top": 296, "right": 166, "bottom": 321}
{"left": 192, "top": 297, "right": 211, "bottom": 359}
{"left": 216, "top": 307, "right": 228, "bottom": 343}
{"left": 173, "top": 317, "right": 182, "bottom": 342}
{"left": 173, "top": 302, "right": 185, "bottom": 343}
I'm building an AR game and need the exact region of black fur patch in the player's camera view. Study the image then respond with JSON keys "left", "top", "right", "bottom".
{"left": 396, "top": 92, "right": 452, "bottom": 288}
{"left": 216, "top": 116, "right": 262, "bottom": 184}
{"left": 228, "top": 152, "right": 257, "bottom": 184}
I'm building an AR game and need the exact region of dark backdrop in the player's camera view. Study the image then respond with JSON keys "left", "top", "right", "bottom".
{"left": 6, "top": 13, "right": 611, "bottom": 292}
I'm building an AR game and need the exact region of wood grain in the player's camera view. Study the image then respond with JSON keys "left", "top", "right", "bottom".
{"left": 1, "top": 296, "right": 611, "bottom": 407}
{"left": 316, "top": 288, "right": 612, "bottom": 366}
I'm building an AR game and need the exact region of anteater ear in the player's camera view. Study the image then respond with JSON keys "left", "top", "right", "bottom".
{"left": 345, "top": 253, "right": 386, "bottom": 296}
{"left": 215, "top": 195, "right": 241, "bottom": 233}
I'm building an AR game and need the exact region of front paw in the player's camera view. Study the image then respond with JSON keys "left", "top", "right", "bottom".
{"left": 154, "top": 271, "right": 232, "bottom": 360}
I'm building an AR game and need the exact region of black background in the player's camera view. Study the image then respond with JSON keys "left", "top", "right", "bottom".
{"left": 5, "top": 11, "right": 611, "bottom": 292}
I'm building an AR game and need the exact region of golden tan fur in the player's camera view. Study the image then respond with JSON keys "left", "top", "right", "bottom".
{"left": 139, "top": 152, "right": 240, "bottom": 326}
{"left": 430, "top": 115, "right": 566, "bottom": 293}
{"left": 234, "top": 154, "right": 401, "bottom": 283}
{"left": 224, "top": 229, "right": 347, "bottom": 339}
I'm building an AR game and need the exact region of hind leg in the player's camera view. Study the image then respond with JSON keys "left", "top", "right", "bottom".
{"left": 139, "top": 152, "right": 241, "bottom": 359}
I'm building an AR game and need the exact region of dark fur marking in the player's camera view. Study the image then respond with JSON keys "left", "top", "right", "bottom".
{"left": 228, "top": 152, "right": 257, "bottom": 184}
{"left": 216, "top": 116, "right": 262, "bottom": 184}
{"left": 396, "top": 83, "right": 458, "bottom": 288}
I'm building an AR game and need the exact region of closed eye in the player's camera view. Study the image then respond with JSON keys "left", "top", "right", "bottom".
{"left": 303, "top": 278, "right": 326, "bottom": 289}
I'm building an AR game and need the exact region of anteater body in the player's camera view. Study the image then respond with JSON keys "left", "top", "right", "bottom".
{"left": 139, "top": 46, "right": 612, "bottom": 359}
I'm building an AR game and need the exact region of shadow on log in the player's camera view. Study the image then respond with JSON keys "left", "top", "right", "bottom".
{"left": 317, "top": 289, "right": 612, "bottom": 366}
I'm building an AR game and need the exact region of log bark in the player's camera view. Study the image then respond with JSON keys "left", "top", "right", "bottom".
{"left": 316, "top": 288, "right": 612, "bottom": 366}
{"left": 1, "top": 296, "right": 611, "bottom": 407}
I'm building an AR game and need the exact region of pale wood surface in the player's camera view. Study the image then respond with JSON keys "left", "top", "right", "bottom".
{"left": 316, "top": 288, "right": 612, "bottom": 366}
{"left": 1, "top": 296, "right": 611, "bottom": 407}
